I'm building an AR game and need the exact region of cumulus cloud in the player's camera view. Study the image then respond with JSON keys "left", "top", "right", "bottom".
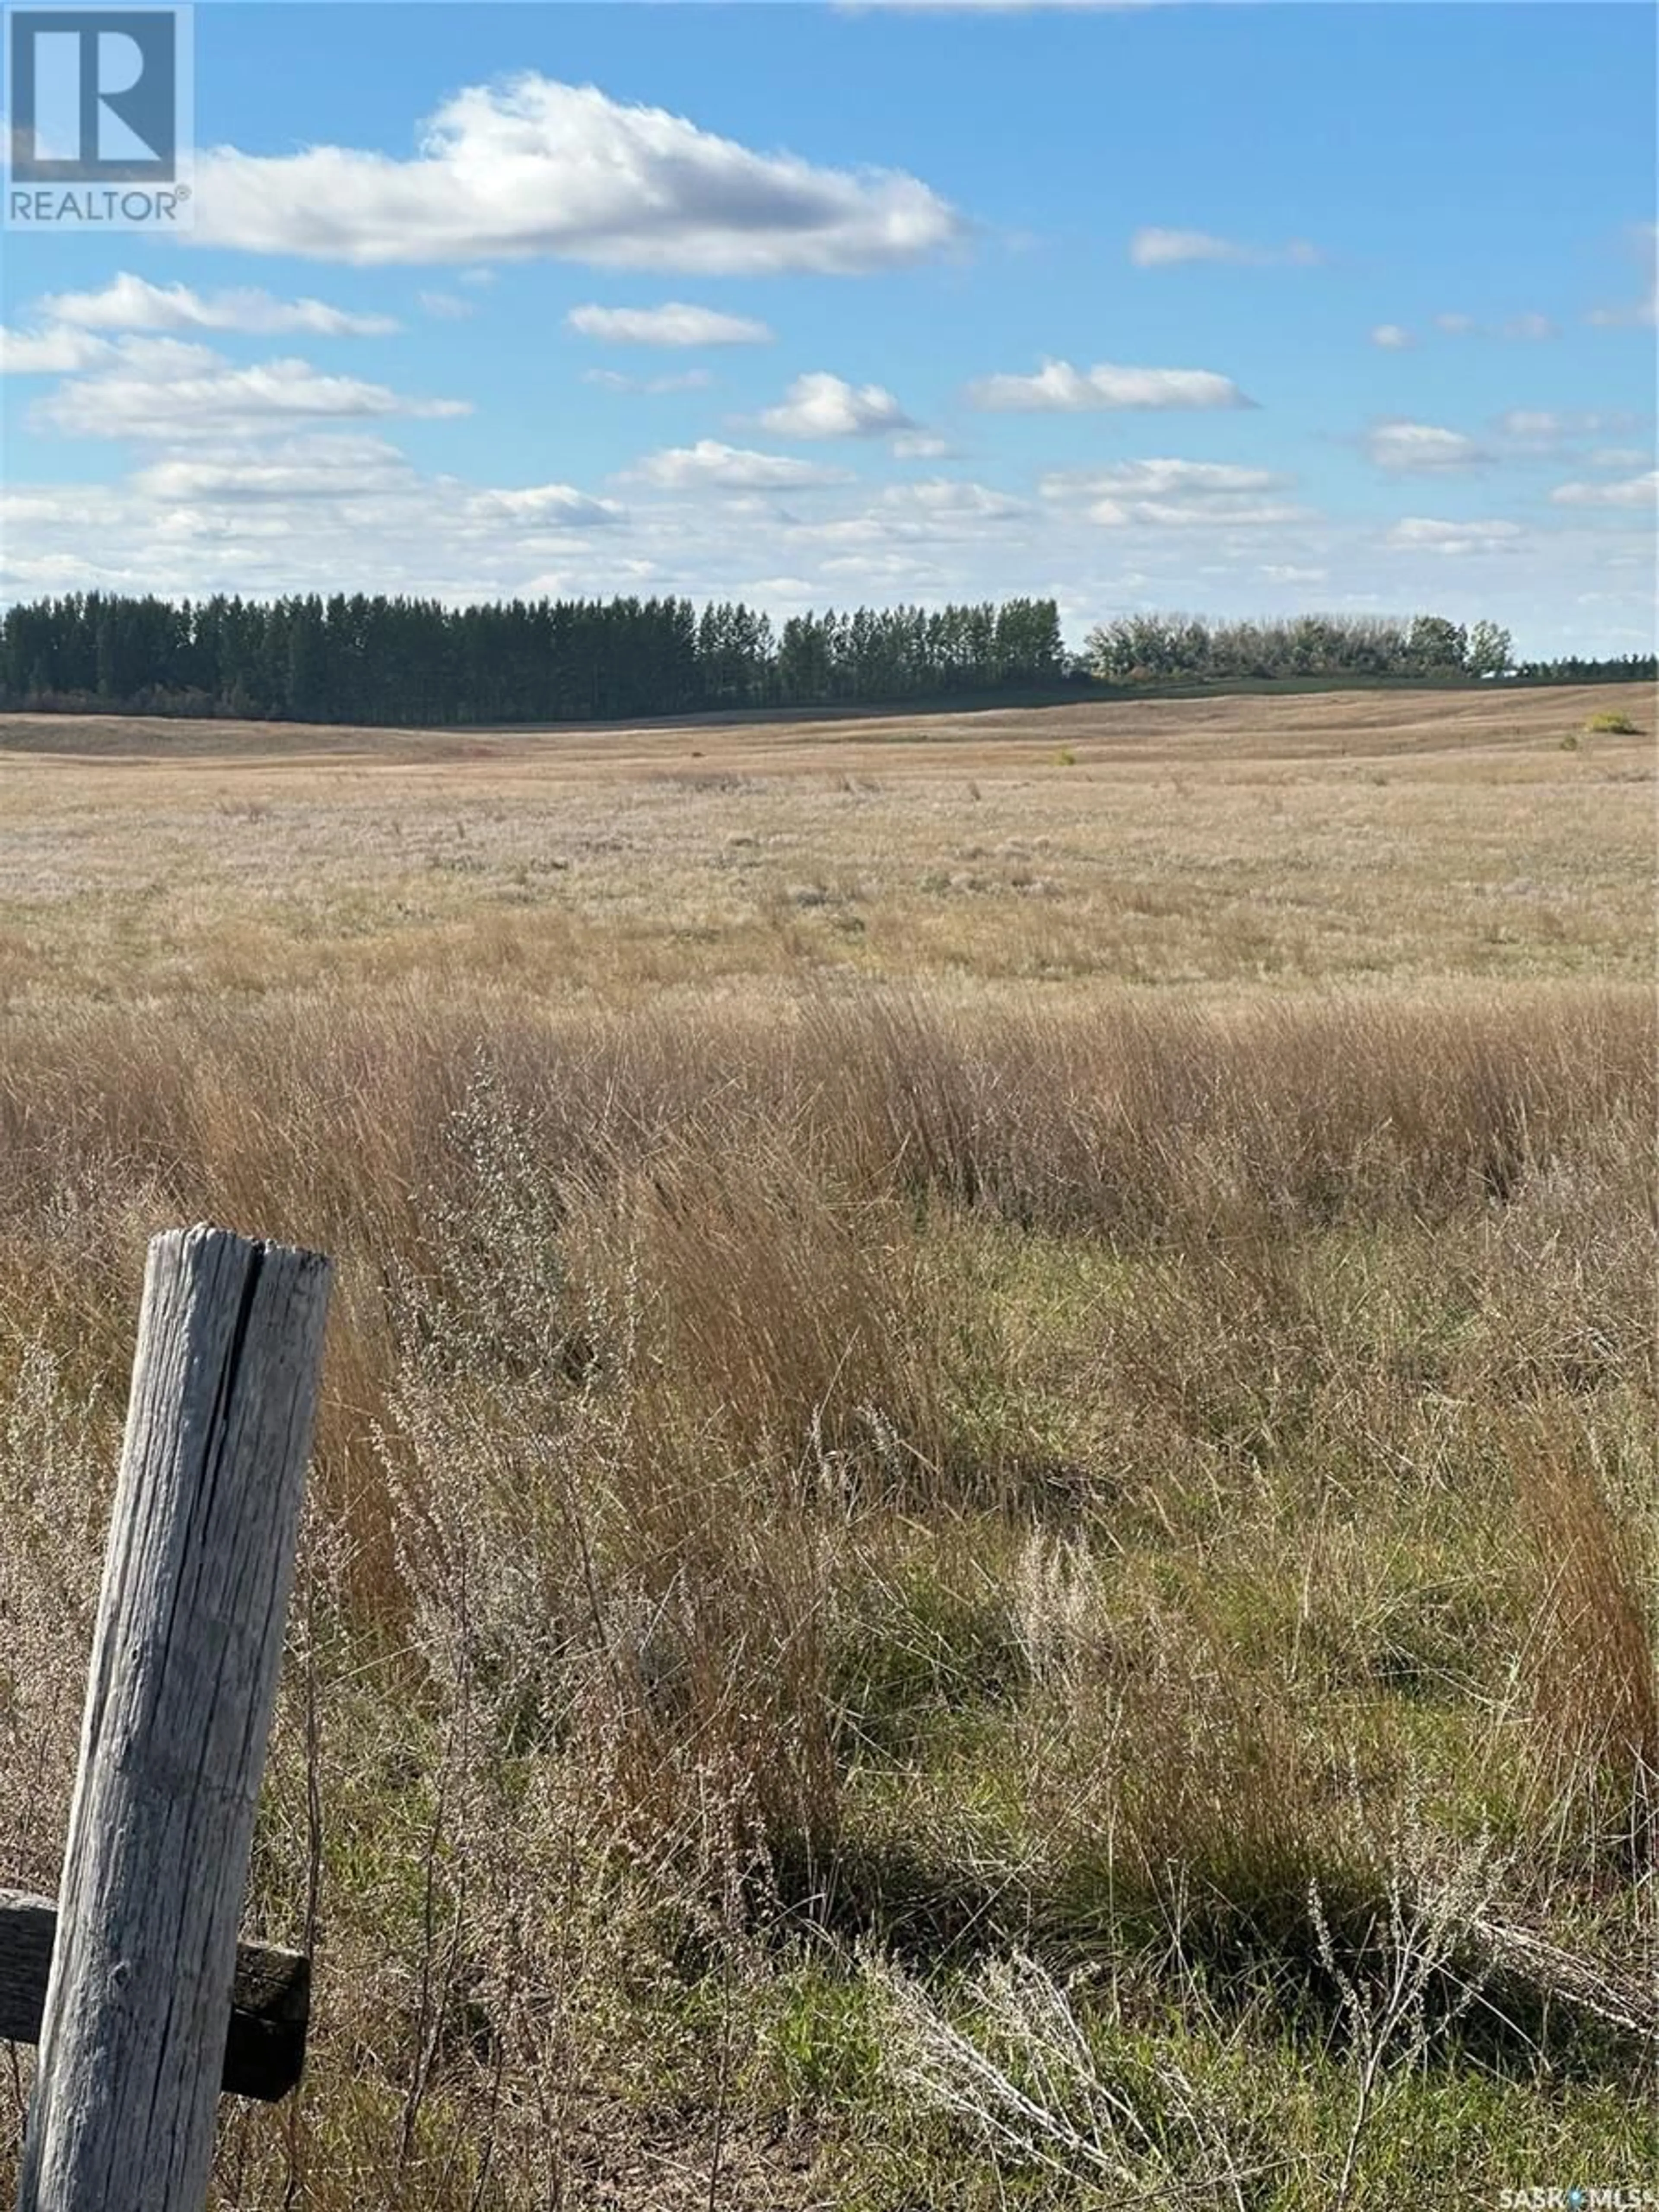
{"left": 1370, "top": 324, "right": 1414, "bottom": 350}
{"left": 5, "top": 439, "right": 1652, "bottom": 658}
{"left": 819, "top": 551, "right": 945, "bottom": 585}
{"left": 567, "top": 301, "right": 773, "bottom": 346}
{"left": 36, "top": 272, "right": 398, "bottom": 337}
{"left": 0, "top": 324, "right": 117, "bottom": 375}
{"left": 968, "top": 357, "right": 1252, "bottom": 411}
{"left": 1129, "top": 227, "right": 1323, "bottom": 268}
{"left": 1549, "top": 470, "right": 1657, "bottom": 509}
{"left": 883, "top": 478, "right": 1025, "bottom": 519}
{"left": 1087, "top": 499, "right": 1308, "bottom": 530}
{"left": 1040, "top": 455, "right": 1309, "bottom": 530}
{"left": 1385, "top": 516, "right": 1526, "bottom": 553}
{"left": 631, "top": 439, "right": 850, "bottom": 489}
{"left": 1497, "top": 409, "right": 1571, "bottom": 440}
{"left": 188, "top": 76, "right": 966, "bottom": 272}
{"left": 758, "top": 371, "right": 914, "bottom": 438}
{"left": 1433, "top": 312, "right": 1477, "bottom": 336}
{"left": 2, "top": 437, "right": 633, "bottom": 606}
{"left": 466, "top": 483, "right": 626, "bottom": 525}
{"left": 1494, "top": 408, "right": 1640, "bottom": 452}
{"left": 1041, "top": 458, "right": 1289, "bottom": 499}
{"left": 129, "top": 434, "right": 420, "bottom": 502}
{"left": 782, "top": 480, "right": 1029, "bottom": 551}
{"left": 891, "top": 430, "right": 952, "bottom": 459}
{"left": 32, "top": 340, "right": 471, "bottom": 440}
{"left": 1364, "top": 420, "right": 1487, "bottom": 473}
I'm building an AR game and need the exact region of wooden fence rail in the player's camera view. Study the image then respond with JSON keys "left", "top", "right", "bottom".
{"left": 0, "top": 1893, "right": 308, "bottom": 2103}
{"left": 11, "top": 1225, "right": 331, "bottom": 2212}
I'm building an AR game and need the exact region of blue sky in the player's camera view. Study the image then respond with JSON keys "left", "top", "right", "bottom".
{"left": 3, "top": 2, "right": 1654, "bottom": 653}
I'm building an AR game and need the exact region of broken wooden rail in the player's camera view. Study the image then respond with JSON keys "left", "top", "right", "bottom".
{"left": 8, "top": 1224, "right": 331, "bottom": 2212}
{"left": 0, "top": 1892, "right": 308, "bottom": 2102}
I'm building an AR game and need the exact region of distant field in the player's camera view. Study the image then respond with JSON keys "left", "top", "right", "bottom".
{"left": 0, "top": 684, "right": 1653, "bottom": 2209}
{"left": 0, "top": 682, "right": 1649, "bottom": 1009}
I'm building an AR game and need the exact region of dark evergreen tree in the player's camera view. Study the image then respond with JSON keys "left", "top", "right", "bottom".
{"left": 1, "top": 591, "right": 1633, "bottom": 725}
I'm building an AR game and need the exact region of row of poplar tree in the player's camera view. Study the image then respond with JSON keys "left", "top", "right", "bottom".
{"left": 1082, "top": 610, "right": 1517, "bottom": 682}
{"left": 0, "top": 591, "right": 1067, "bottom": 724}
{"left": 1, "top": 593, "right": 1646, "bottom": 724}
{"left": 1082, "top": 612, "right": 1654, "bottom": 688}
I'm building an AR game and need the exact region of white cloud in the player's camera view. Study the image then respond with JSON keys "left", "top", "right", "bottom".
{"left": 567, "top": 301, "right": 773, "bottom": 346}
{"left": 1589, "top": 446, "right": 1652, "bottom": 471}
{"left": 1434, "top": 312, "right": 1477, "bottom": 336}
{"left": 35, "top": 272, "right": 399, "bottom": 337}
{"left": 883, "top": 478, "right": 1025, "bottom": 519}
{"left": 968, "top": 356, "right": 1251, "bottom": 411}
{"left": 4, "top": 453, "right": 1651, "bottom": 662}
{"left": 1497, "top": 409, "right": 1570, "bottom": 440}
{"left": 1041, "top": 458, "right": 1288, "bottom": 499}
{"left": 188, "top": 75, "right": 965, "bottom": 273}
{"left": 1129, "top": 227, "right": 1323, "bottom": 268}
{"left": 1370, "top": 324, "right": 1414, "bottom": 350}
{"left": 1365, "top": 420, "right": 1487, "bottom": 473}
{"left": 2, "top": 436, "right": 633, "bottom": 605}
{"left": 631, "top": 439, "right": 849, "bottom": 489}
{"left": 1041, "top": 458, "right": 1308, "bottom": 531}
{"left": 782, "top": 480, "right": 1029, "bottom": 552}
{"left": 1385, "top": 516, "right": 1526, "bottom": 553}
{"left": 33, "top": 342, "right": 471, "bottom": 441}
{"left": 1549, "top": 470, "right": 1657, "bottom": 510}
{"left": 466, "top": 483, "right": 626, "bottom": 526}
{"left": 819, "top": 551, "right": 945, "bottom": 585}
{"left": 1501, "top": 312, "right": 1557, "bottom": 341}
{"left": 891, "top": 430, "right": 952, "bottom": 459}
{"left": 0, "top": 324, "right": 115, "bottom": 375}
{"left": 583, "top": 366, "right": 714, "bottom": 394}
{"left": 130, "top": 434, "right": 419, "bottom": 502}
{"left": 1085, "top": 499, "right": 1309, "bottom": 530}
{"left": 758, "top": 370, "right": 914, "bottom": 439}
{"left": 1496, "top": 408, "right": 1637, "bottom": 445}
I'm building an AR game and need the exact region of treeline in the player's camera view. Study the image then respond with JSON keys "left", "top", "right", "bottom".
{"left": 2, "top": 593, "right": 1648, "bottom": 725}
{"left": 1083, "top": 610, "right": 1516, "bottom": 683}
{"left": 0, "top": 591, "right": 1066, "bottom": 724}
{"left": 1509, "top": 652, "right": 1657, "bottom": 685}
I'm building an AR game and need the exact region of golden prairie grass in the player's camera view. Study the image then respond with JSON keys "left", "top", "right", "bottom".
{"left": 0, "top": 681, "right": 1649, "bottom": 1010}
{"left": 0, "top": 688, "right": 1653, "bottom": 2206}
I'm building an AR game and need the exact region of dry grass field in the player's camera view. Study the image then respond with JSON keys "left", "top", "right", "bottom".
{"left": 0, "top": 683, "right": 1653, "bottom": 2207}
{"left": 1, "top": 683, "right": 1649, "bottom": 1008}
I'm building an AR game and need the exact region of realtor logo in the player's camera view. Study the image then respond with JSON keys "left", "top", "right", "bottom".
{"left": 6, "top": 6, "right": 193, "bottom": 229}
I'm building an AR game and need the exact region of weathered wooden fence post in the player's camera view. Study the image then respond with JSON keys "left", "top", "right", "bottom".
{"left": 16, "top": 1225, "right": 331, "bottom": 2212}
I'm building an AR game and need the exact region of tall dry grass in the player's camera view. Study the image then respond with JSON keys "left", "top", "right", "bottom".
{"left": 0, "top": 976, "right": 1652, "bottom": 2204}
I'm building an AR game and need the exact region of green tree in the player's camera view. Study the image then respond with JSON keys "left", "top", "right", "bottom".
{"left": 1463, "top": 619, "right": 1513, "bottom": 677}
{"left": 1405, "top": 614, "right": 1468, "bottom": 673}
